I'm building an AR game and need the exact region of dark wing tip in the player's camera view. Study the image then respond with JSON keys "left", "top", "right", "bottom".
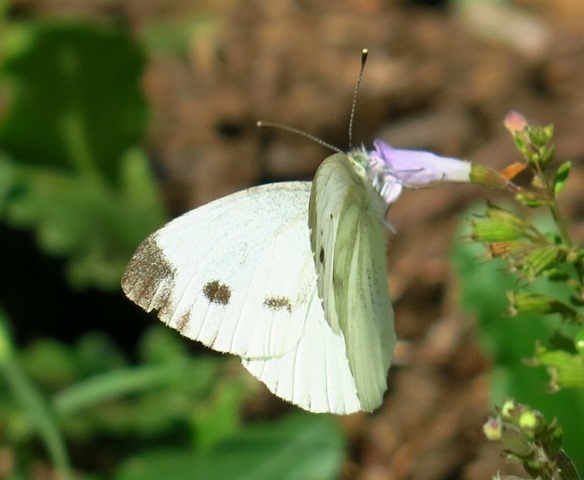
{"left": 121, "top": 235, "right": 176, "bottom": 314}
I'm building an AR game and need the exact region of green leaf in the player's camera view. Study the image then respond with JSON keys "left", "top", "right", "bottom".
{"left": 19, "top": 338, "right": 77, "bottom": 389}
{"left": 0, "top": 21, "right": 147, "bottom": 183}
{"left": 3, "top": 150, "right": 167, "bottom": 289}
{"left": 554, "top": 161, "right": 571, "bottom": 198}
{"left": 138, "top": 326, "right": 190, "bottom": 365}
{"left": 54, "top": 358, "right": 218, "bottom": 417}
{"left": 193, "top": 377, "right": 247, "bottom": 449}
{"left": 74, "top": 332, "right": 127, "bottom": 377}
{"left": 115, "top": 414, "right": 345, "bottom": 480}
{"left": 0, "top": 21, "right": 167, "bottom": 290}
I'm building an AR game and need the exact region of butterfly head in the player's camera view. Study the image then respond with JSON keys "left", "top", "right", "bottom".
{"left": 349, "top": 139, "right": 478, "bottom": 209}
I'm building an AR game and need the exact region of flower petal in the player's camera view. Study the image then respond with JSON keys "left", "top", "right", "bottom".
{"left": 372, "top": 140, "right": 472, "bottom": 186}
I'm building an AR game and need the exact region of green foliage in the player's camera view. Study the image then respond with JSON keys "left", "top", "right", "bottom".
{"left": 0, "top": 21, "right": 146, "bottom": 180}
{"left": 115, "top": 414, "right": 344, "bottom": 480}
{"left": 455, "top": 211, "right": 584, "bottom": 475}
{"left": 0, "top": 21, "right": 167, "bottom": 289}
{"left": 455, "top": 112, "right": 584, "bottom": 478}
{"left": 1, "top": 307, "right": 346, "bottom": 479}
{"left": 483, "top": 400, "right": 580, "bottom": 480}
{"left": 0, "top": 309, "right": 73, "bottom": 479}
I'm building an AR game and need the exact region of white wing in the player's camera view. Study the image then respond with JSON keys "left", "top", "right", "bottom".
{"left": 122, "top": 181, "right": 363, "bottom": 414}
{"left": 243, "top": 290, "right": 361, "bottom": 414}
{"left": 309, "top": 153, "right": 396, "bottom": 412}
{"left": 122, "top": 182, "right": 314, "bottom": 358}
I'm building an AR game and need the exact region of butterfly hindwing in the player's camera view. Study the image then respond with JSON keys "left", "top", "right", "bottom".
{"left": 243, "top": 290, "right": 362, "bottom": 414}
{"left": 309, "top": 153, "right": 396, "bottom": 412}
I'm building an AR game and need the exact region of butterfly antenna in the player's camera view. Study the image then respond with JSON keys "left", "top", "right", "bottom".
{"left": 348, "top": 48, "right": 369, "bottom": 149}
{"left": 257, "top": 120, "right": 342, "bottom": 153}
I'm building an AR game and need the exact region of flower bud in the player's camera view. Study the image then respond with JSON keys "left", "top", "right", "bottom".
{"left": 508, "top": 292, "right": 575, "bottom": 318}
{"left": 528, "top": 125, "right": 554, "bottom": 149}
{"left": 518, "top": 409, "right": 544, "bottom": 437}
{"left": 483, "top": 417, "right": 503, "bottom": 440}
{"left": 485, "top": 205, "right": 530, "bottom": 229}
{"left": 501, "top": 399, "right": 518, "bottom": 420}
{"left": 471, "top": 220, "right": 525, "bottom": 242}
{"left": 504, "top": 111, "right": 528, "bottom": 134}
{"left": 501, "top": 424, "right": 536, "bottom": 458}
{"left": 524, "top": 246, "right": 564, "bottom": 277}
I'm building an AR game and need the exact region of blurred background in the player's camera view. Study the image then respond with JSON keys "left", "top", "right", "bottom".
{"left": 0, "top": 0, "right": 583, "bottom": 479}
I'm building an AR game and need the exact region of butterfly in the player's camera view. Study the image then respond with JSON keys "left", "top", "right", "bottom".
{"left": 121, "top": 133, "right": 479, "bottom": 414}
{"left": 122, "top": 129, "right": 480, "bottom": 414}
{"left": 122, "top": 145, "right": 394, "bottom": 414}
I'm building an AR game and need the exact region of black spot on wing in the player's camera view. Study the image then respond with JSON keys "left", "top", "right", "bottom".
{"left": 319, "top": 246, "right": 325, "bottom": 265}
{"left": 263, "top": 296, "right": 292, "bottom": 313}
{"left": 203, "top": 280, "right": 231, "bottom": 305}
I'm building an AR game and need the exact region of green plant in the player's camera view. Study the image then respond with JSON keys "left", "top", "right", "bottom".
{"left": 454, "top": 112, "right": 584, "bottom": 478}
{"left": 0, "top": 20, "right": 167, "bottom": 289}
{"left": 0, "top": 308, "right": 346, "bottom": 479}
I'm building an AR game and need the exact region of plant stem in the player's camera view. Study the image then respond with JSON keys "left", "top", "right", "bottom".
{"left": 548, "top": 202, "right": 584, "bottom": 287}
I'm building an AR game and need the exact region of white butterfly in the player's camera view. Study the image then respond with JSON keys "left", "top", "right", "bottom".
{"left": 122, "top": 140, "right": 476, "bottom": 414}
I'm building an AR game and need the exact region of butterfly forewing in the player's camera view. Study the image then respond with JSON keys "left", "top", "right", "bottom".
{"left": 309, "top": 153, "right": 395, "bottom": 412}
{"left": 122, "top": 182, "right": 314, "bottom": 358}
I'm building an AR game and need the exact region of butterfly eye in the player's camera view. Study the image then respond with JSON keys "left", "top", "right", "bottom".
{"left": 203, "top": 280, "right": 232, "bottom": 305}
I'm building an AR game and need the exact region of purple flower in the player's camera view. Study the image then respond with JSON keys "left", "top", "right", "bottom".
{"left": 365, "top": 140, "right": 473, "bottom": 206}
